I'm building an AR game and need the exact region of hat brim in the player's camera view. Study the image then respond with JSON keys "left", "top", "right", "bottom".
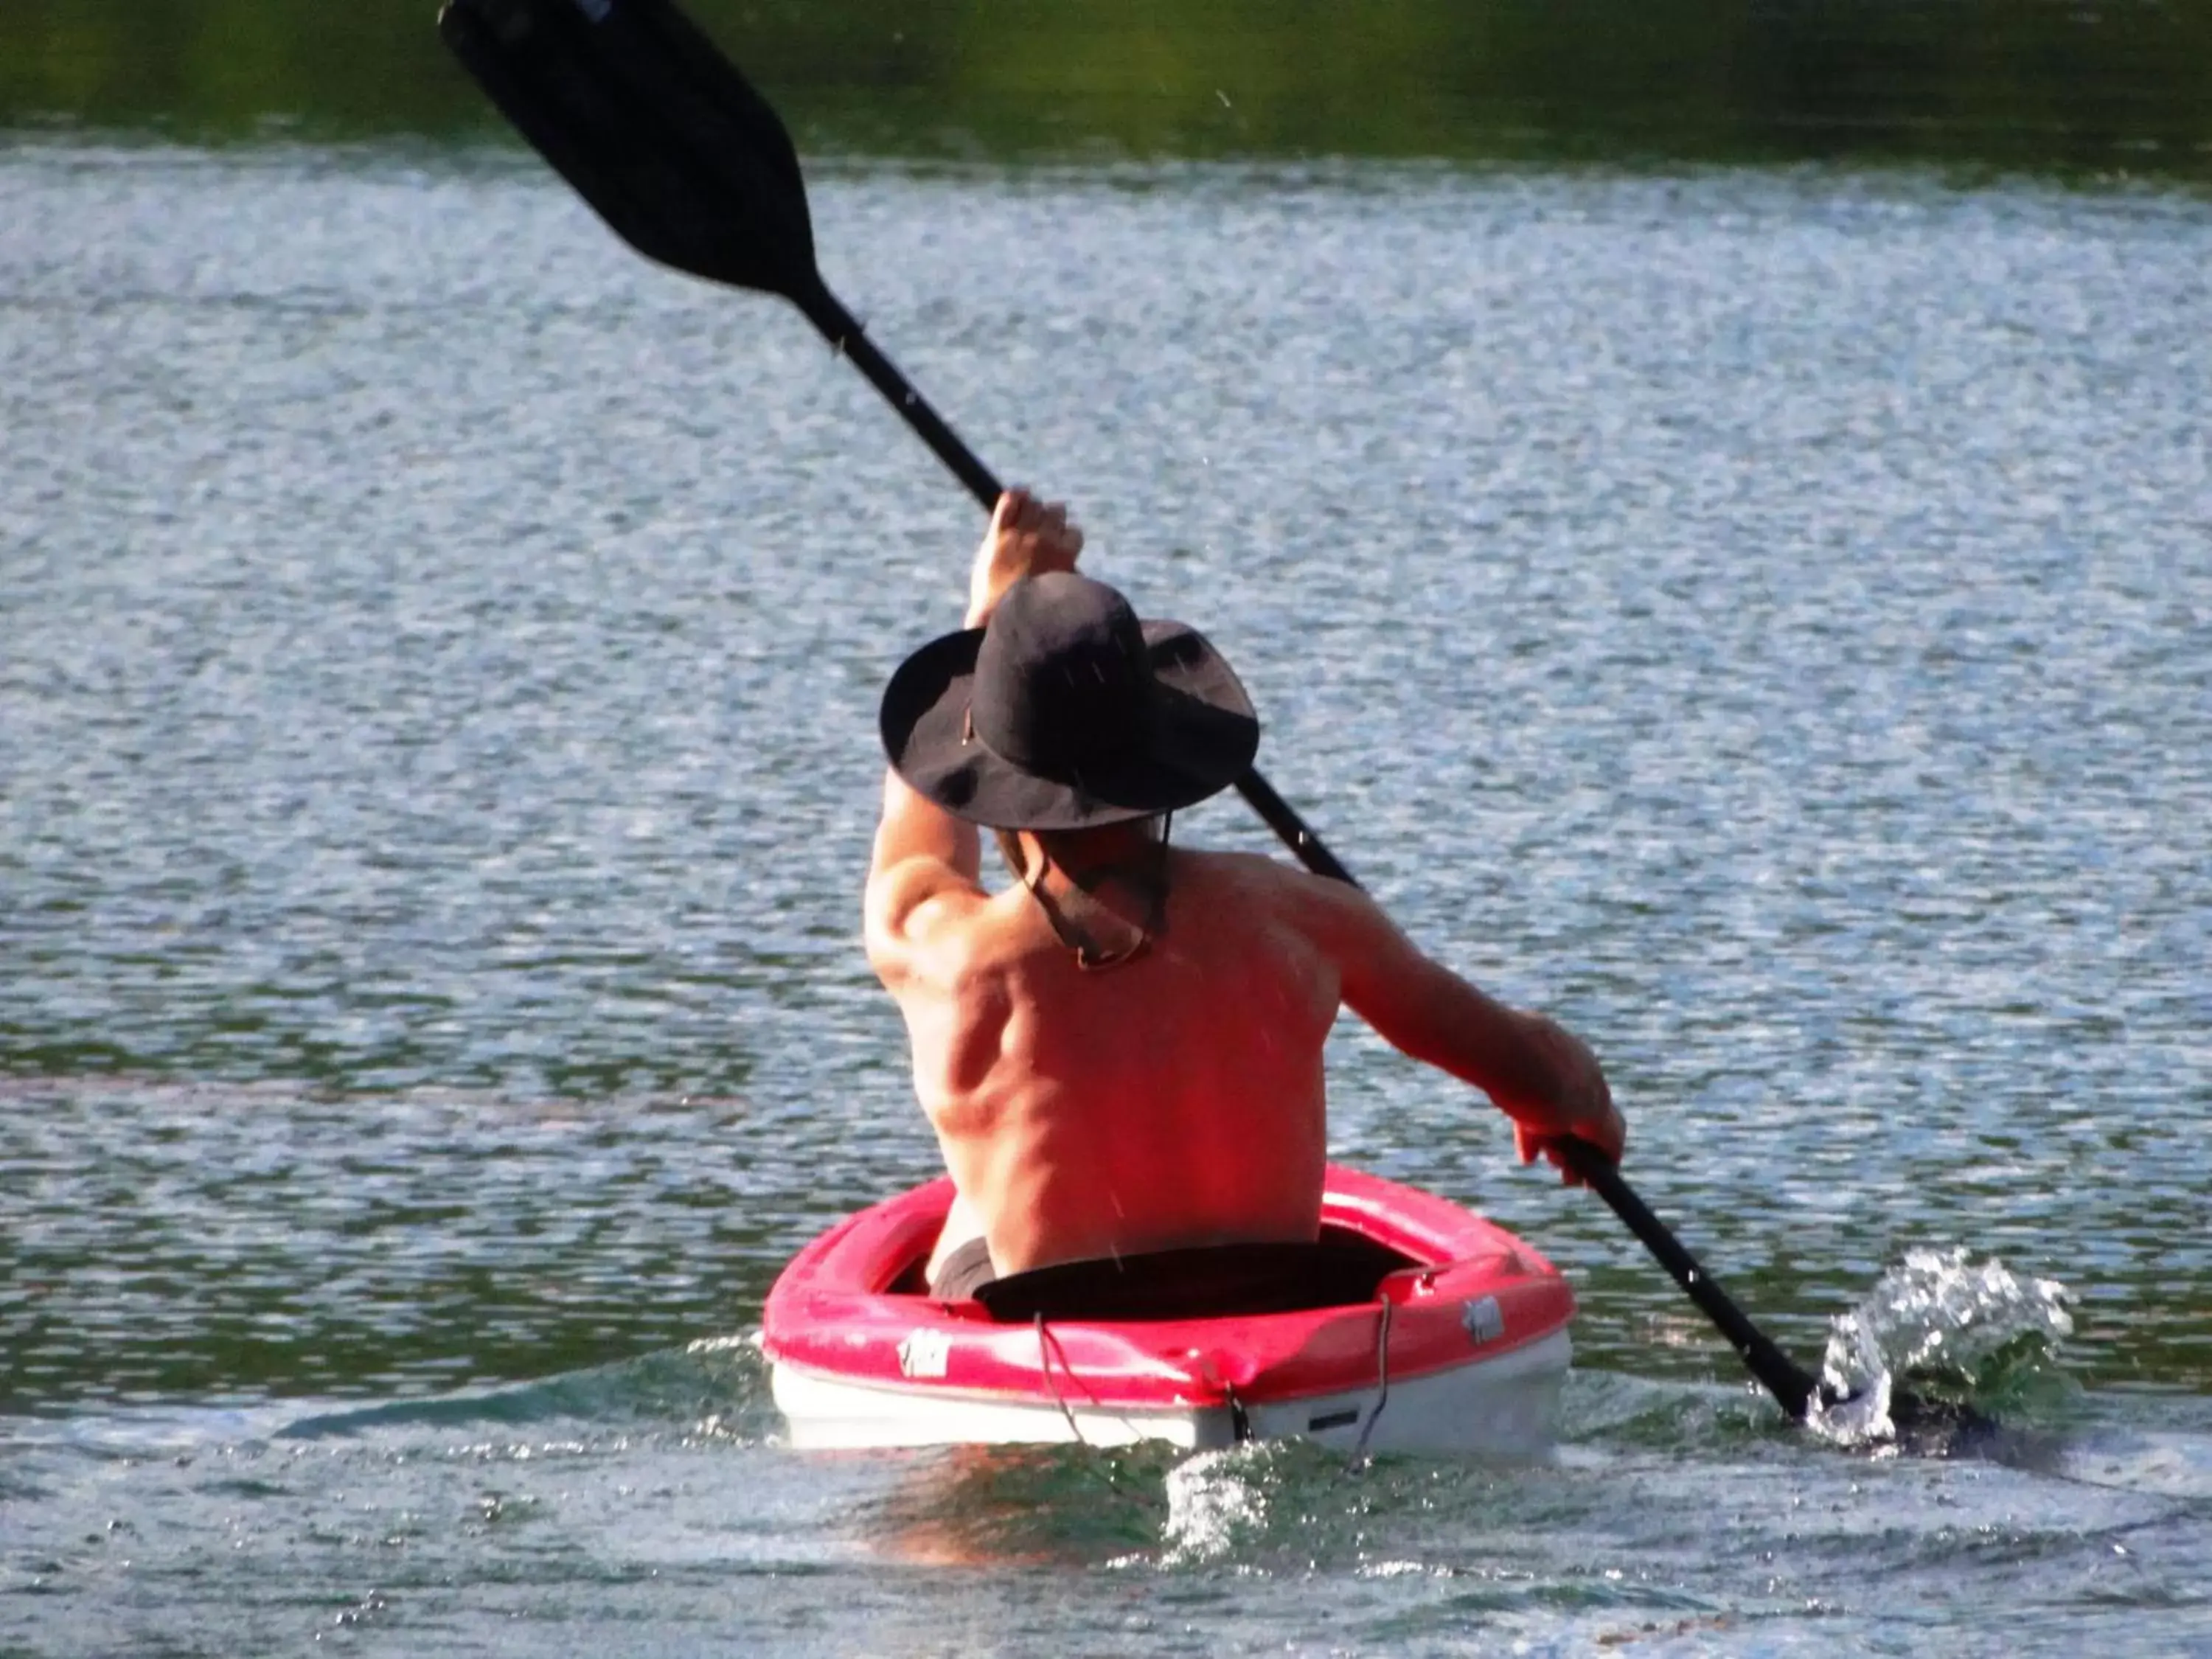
{"left": 880, "top": 619, "right": 1260, "bottom": 831}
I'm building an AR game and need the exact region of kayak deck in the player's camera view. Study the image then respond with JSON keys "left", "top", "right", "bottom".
{"left": 762, "top": 1166, "right": 1576, "bottom": 1455}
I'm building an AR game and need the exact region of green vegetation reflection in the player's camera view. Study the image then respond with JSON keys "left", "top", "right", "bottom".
{"left": 4, "top": 0, "right": 2210, "bottom": 175}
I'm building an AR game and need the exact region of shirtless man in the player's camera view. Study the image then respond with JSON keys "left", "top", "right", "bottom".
{"left": 867, "top": 491, "right": 1624, "bottom": 1298}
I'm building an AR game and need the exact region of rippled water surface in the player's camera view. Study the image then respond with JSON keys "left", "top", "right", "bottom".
{"left": 3, "top": 145, "right": 2209, "bottom": 1654}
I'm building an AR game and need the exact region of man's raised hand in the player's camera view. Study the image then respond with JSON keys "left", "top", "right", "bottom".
{"left": 966, "top": 489, "right": 1086, "bottom": 627}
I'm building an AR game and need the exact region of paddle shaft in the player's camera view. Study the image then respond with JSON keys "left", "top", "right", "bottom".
{"left": 799, "top": 288, "right": 1001, "bottom": 511}
{"left": 797, "top": 284, "right": 1363, "bottom": 888}
{"left": 807, "top": 278, "right": 1826, "bottom": 1419}
{"left": 1555, "top": 1141, "right": 1825, "bottom": 1417}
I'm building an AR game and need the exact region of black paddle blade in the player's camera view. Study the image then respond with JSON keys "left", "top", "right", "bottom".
{"left": 1890, "top": 1387, "right": 2003, "bottom": 1452}
{"left": 1817, "top": 1374, "right": 2006, "bottom": 1458}
{"left": 437, "top": 0, "right": 825, "bottom": 306}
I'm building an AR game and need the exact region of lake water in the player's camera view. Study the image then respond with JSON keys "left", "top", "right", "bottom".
{"left": 3, "top": 139, "right": 2210, "bottom": 1655}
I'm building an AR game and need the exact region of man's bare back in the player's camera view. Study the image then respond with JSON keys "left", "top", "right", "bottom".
{"left": 879, "top": 842, "right": 1341, "bottom": 1280}
{"left": 866, "top": 491, "right": 1624, "bottom": 1290}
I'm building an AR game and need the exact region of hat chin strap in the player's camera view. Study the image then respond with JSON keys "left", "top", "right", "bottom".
{"left": 1001, "top": 815, "right": 1174, "bottom": 973}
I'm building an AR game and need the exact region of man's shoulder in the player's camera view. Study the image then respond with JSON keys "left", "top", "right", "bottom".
{"left": 863, "top": 854, "right": 1004, "bottom": 986}
{"left": 1174, "top": 843, "right": 1383, "bottom": 948}
{"left": 1174, "top": 844, "right": 1282, "bottom": 877}
{"left": 1170, "top": 846, "right": 1354, "bottom": 935}
{"left": 1175, "top": 845, "right": 1328, "bottom": 897}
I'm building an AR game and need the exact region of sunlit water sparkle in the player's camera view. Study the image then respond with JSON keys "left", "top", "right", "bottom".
{"left": 4, "top": 141, "right": 2209, "bottom": 1655}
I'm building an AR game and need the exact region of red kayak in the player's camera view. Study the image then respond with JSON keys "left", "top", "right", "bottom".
{"left": 762, "top": 1165, "right": 1576, "bottom": 1455}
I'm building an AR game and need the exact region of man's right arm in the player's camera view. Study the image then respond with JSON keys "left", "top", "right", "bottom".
{"left": 864, "top": 769, "right": 987, "bottom": 998}
{"left": 1290, "top": 871, "right": 1625, "bottom": 1178}
{"left": 864, "top": 489, "right": 1080, "bottom": 998}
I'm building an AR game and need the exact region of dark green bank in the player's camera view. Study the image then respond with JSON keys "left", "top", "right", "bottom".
{"left": 4, "top": 0, "right": 2211, "bottom": 176}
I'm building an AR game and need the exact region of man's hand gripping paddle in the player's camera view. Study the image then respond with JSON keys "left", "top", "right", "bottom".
{"left": 437, "top": 0, "right": 1993, "bottom": 1450}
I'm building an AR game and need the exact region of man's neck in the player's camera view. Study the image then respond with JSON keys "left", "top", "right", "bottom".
{"left": 1015, "top": 822, "right": 1156, "bottom": 881}
{"left": 1002, "top": 823, "right": 1173, "bottom": 970}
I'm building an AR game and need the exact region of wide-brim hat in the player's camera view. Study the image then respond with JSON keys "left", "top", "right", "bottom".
{"left": 880, "top": 572, "right": 1260, "bottom": 832}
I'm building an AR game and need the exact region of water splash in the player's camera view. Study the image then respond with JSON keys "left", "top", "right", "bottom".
{"left": 1808, "top": 1247, "right": 2075, "bottom": 1447}
{"left": 1158, "top": 1443, "right": 1278, "bottom": 1565}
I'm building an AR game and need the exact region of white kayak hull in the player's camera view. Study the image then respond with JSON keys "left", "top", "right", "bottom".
{"left": 772, "top": 1324, "right": 1571, "bottom": 1455}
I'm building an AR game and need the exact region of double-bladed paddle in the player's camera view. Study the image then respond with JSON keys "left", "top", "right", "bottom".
{"left": 437, "top": 0, "right": 1984, "bottom": 1447}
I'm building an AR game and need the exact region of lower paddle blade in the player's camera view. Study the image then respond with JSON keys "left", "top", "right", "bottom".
{"left": 1812, "top": 1368, "right": 2008, "bottom": 1458}
{"left": 437, "top": 0, "right": 825, "bottom": 305}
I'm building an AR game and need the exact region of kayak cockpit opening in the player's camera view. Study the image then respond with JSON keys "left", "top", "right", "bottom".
{"left": 882, "top": 1231, "right": 1422, "bottom": 1324}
